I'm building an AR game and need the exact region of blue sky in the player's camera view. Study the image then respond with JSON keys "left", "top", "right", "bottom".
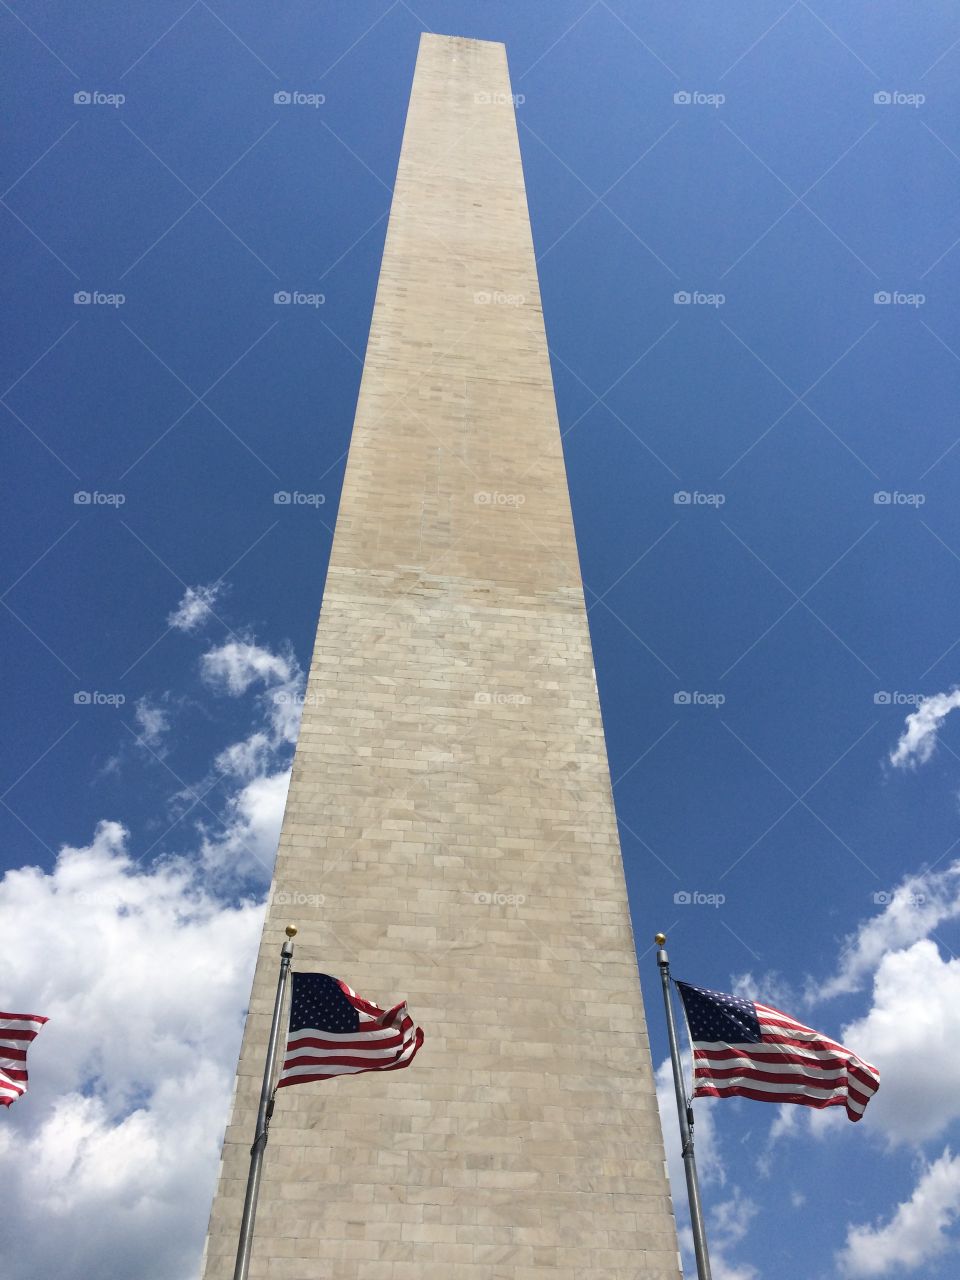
{"left": 3, "top": 3, "right": 960, "bottom": 1277}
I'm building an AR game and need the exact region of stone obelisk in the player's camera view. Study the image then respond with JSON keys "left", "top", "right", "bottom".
{"left": 202, "top": 33, "right": 680, "bottom": 1280}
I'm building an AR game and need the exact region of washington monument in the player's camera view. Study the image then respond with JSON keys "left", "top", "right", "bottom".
{"left": 202, "top": 33, "right": 681, "bottom": 1280}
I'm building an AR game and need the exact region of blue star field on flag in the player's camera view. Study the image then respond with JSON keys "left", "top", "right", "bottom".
{"left": 277, "top": 973, "right": 423, "bottom": 1088}
{"left": 676, "top": 980, "right": 879, "bottom": 1121}
{"left": 289, "top": 973, "right": 361, "bottom": 1035}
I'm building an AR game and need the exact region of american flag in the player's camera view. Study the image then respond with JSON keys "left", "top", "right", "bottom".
{"left": 276, "top": 973, "right": 423, "bottom": 1089}
{"left": 676, "top": 981, "right": 879, "bottom": 1122}
{"left": 1, "top": 1011, "right": 48, "bottom": 1108}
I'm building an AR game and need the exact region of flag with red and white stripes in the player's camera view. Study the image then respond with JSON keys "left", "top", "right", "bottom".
{"left": 276, "top": 973, "right": 423, "bottom": 1089}
{"left": 1, "top": 1011, "right": 48, "bottom": 1108}
{"left": 676, "top": 981, "right": 879, "bottom": 1122}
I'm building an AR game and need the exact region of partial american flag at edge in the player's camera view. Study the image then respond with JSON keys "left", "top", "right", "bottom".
{"left": 676, "top": 980, "right": 879, "bottom": 1122}
{"left": 277, "top": 973, "right": 423, "bottom": 1089}
{"left": 1, "top": 1011, "right": 48, "bottom": 1108}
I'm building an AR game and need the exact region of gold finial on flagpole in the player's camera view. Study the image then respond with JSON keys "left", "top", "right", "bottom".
{"left": 654, "top": 933, "right": 666, "bottom": 946}
{"left": 285, "top": 925, "right": 298, "bottom": 938}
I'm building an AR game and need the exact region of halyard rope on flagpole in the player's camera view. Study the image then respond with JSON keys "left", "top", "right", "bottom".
{"left": 656, "top": 932, "right": 713, "bottom": 1280}
{"left": 233, "top": 924, "right": 297, "bottom": 1280}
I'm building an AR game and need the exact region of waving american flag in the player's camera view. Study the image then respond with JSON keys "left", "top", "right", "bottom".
{"left": 1, "top": 1011, "right": 48, "bottom": 1108}
{"left": 676, "top": 981, "right": 879, "bottom": 1122}
{"left": 277, "top": 973, "right": 423, "bottom": 1089}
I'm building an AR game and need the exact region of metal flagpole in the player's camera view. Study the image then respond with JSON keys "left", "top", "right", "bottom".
{"left": 655, "top": 932, "right": 712, "bottom": 1280}
{"left": 233, "top": 924, "right": 297, "bottom": 1280}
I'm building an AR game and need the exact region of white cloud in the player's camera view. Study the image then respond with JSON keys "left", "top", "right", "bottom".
{"left": 201, "top": 639, "right": 296, "bottom": 696}
{"left": 167, "top": 582, "right": 222, "bottom": 633}
{"left": 768, "top": 1107, "right": 800, "bottom": 1145}
{"left": 889, "top": 688, "right": 960, "bottom": 769}
{"left": 199, "top": 768, "right": 291, "bottom": 877}
{"left": 193, "top": 638, "right": 303, "bottom": 880}
{"left": 710, "top": 1186, "right": 759, "bottom": 1249}
{"left": 0, "top": 821, "right": 263, "bottom": 1280}
{"left": 820, "top": 861, "right": 960, "bottom": 998}
{"left": 709, "top": 1255, "right": 759, "bottom": 1280}
{"left": 839, "top": 939, "right": 960, "bottom": 1146}
{"left": 134, "top": 697, "right": 170, "bottom": 751}
{"left": 200, "top": 639, "right": 305, "bottom": 751}
{"left": 0, "top": 602, "right": 307, "bottom": 1277}
{"left": 214, "top": 730, "right": 272, "bottom": 780}
{"left": 730, "top": 969, "right": 799, "bottom": 1012}
{"left": 837, "top": 1148, "right": 960, "bottom": 1276}
{"left": 757, "top": 862, "right": 960, "bottom": 1153}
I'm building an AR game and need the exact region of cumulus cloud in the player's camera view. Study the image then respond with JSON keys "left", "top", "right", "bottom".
{"left": 0, "top": 821, "right": 263, "bottom": 1280}
{"left": 199, "top": 768, "right": 291, "bottom": 877}
{"left": 167, "top": 582, "right": 223, "bottom": 632}
{"left": 0, "top": 602, "right": 306, "bottom": 1278}
{"left": 820, "top": 861, "right": 960, "bottom": 998}
{"left": 192, "top": 638, "right": 304, "bottom": 880}
{"left": 201, "top": 638, "right": 304, "bottom": 758}
{"left": 837, "top": 1148, "right": 960, "bottom": 1276}
{"left": 754, "top": 861, "right": 960, "bottom": 1150}
{"left": 839, "top": 939, "right": 960, "bottom": 1146}
{"left": 889, "top": 688, "right": 960, "bottom": 769}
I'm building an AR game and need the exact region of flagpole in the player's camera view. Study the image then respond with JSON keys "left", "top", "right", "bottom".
{"left": 233, "top": 924, "right": 297, "bottom": 1280}
{"left": 655, "top": 932, "right": 712, "bottom": 1280}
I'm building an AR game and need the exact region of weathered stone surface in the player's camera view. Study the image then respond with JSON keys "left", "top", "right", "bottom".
{"left": 202, "top": 32, "right": 680, "bottom": 1279}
